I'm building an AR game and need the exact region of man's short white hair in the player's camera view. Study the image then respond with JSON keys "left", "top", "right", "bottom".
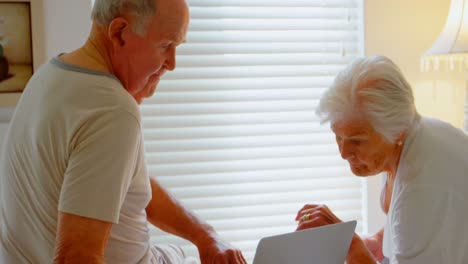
{"left": 316, "top": 55, "right": 419, "bottom": 143}
{"left": 91, "top": 0, "right": 157, "bottom": 35}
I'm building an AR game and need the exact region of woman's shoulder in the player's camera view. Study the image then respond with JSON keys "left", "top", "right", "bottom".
{"left": 407, "top": 117, "right": 467, "bottom": 160}
{"left": 396, "top": 117, "right": 468, "bottom": 198}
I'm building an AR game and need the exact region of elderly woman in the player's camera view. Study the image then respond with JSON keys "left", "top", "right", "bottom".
{"left": 295, "top": 55, "right": 468, "bottom": 264}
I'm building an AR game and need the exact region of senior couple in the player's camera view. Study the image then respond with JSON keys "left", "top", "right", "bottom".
{"left": 1, "top": 0, "right": 467, "bottom": 263}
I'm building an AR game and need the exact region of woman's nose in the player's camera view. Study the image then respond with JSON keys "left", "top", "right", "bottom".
{"left": 339, "top": 141, "right": 354, "bottom": 160}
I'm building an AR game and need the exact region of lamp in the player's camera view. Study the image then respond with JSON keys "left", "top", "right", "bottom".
{"left": 421, "top": 0, "right": 468, "bottom": 132}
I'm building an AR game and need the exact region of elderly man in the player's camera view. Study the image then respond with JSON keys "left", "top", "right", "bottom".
{"left": 0, "top": 0, "right": 246, "bottom": 263}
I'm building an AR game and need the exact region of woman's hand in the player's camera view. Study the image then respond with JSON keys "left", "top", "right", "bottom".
{"left": 295, "top": 204, "right": 377, "bottom": 264}
{"left": 295, "top": 204, "right": 343, "bottom": 231}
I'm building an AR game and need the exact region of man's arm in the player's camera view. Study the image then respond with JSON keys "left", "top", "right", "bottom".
{"left": 145, "top": 176, "right": 246, "bottom": 264}
{"left": 53, "top": 212, "right": 112, "bottom": 264}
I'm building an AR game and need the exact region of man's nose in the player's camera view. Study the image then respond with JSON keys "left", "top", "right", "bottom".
{"left": 165, "top": 46, "right": 176, "bottom": 71}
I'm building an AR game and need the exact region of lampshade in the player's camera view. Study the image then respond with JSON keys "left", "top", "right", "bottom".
{"left": 422, "top": 0, "right": 468, "bottom": 72}
{"left": 425, "top": 0, "right": 468, "bottom": 55}
{"left": 422, "top": 0, "right": 468, "bottom": 132}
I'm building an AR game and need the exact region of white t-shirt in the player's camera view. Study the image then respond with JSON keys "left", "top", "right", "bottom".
{"left": 382, "top": 117, "right": 468, "bottom": 264}
{"left": 0, "top": 58, "right": 155, "bottom": 263}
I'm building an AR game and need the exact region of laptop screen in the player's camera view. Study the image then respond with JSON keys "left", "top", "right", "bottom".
{"left": 252, "top": 221, "right": 357, "bottom": 264}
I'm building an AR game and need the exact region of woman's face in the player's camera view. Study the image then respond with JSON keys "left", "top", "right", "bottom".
{"left": 331, "top": 117, "right": 397, "bottom": 176}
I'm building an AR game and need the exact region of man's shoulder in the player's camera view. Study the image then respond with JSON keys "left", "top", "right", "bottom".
{"left": 15, "top": 60, "right": 142, "bottom": 141}
{"left": 50, "top": 58, "right": 141, "bottom": 123}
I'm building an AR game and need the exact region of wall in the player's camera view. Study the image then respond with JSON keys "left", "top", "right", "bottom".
{"left": 43, "top": 0, "right": 93, "bottom": 60}
{"left": 0, "top": 0, "right": 93, "bottom": 126}
{"left": 365, "top": 0, "right": 465, "bottom": 129}
{"left": 0, "top": 109, "right": 13, "bottom": 161}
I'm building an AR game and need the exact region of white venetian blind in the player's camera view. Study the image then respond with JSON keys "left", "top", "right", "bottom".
{"left": 140, "top": 0, "right": 364, "bottom": 262}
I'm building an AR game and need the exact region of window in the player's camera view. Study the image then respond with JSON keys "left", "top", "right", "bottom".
{"left": 140, "top": 0, "right": 365, "bottom": 262}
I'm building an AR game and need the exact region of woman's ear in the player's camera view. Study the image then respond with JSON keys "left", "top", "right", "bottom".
{"left": 108, "top": 17, "right": 130, "bottom": 47}
{"left": 396, "top": 132, "right": 406, "bottom": 146}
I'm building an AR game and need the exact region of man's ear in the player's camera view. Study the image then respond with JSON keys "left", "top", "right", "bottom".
{"left": 108, "top": 17, "right": 130, "bottom": 47}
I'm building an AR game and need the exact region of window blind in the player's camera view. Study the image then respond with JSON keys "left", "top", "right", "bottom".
{"left": 140, "top": 0, "right": 364, "bottom": 262}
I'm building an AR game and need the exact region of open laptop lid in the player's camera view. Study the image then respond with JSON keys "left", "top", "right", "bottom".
{"left": 252, "top": 220, "right": 357, "bottom": 264}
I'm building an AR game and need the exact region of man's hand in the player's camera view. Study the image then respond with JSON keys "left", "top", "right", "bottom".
{"left": 146, "top": 177, "right": 246, "bottom": 263}
{"left": 196, "top": 232, "right": 247, "bottom": 264}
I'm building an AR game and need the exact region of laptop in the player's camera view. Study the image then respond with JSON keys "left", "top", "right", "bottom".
{"left": 252, "top": 220, "right": 357, "bottom": 264}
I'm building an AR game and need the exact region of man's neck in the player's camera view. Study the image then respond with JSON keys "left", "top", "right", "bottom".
{"left": 59, "top": 25, "right": 114, "bottom": 74}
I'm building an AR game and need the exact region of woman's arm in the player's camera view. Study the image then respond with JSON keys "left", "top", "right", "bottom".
{"left": 363, "top": 228, "right": 384, "bottom": 261}
{"left": 296, "top": 204, "right": 377, "bottom": 264}
{"left": 346, "top": 234, "right": 379, "bottom": 264}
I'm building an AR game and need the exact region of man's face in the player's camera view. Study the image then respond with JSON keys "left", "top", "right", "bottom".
{"left": 331, "top": 117, "right": 396, "bottom": 177}
{"left": 112, "top": 0, "right": 189, "bottom": 104}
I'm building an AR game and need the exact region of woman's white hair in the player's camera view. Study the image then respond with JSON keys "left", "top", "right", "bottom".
{"left": 316, "top": 55, "right": 419, "bottom": 143}
{"left": 91, "top": 0, "right": 157, "bottom": 35}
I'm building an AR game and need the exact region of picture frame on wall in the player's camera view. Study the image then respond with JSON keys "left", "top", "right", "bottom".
{"left": 0, "top": 0, "right": 44, "bottom": 96}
